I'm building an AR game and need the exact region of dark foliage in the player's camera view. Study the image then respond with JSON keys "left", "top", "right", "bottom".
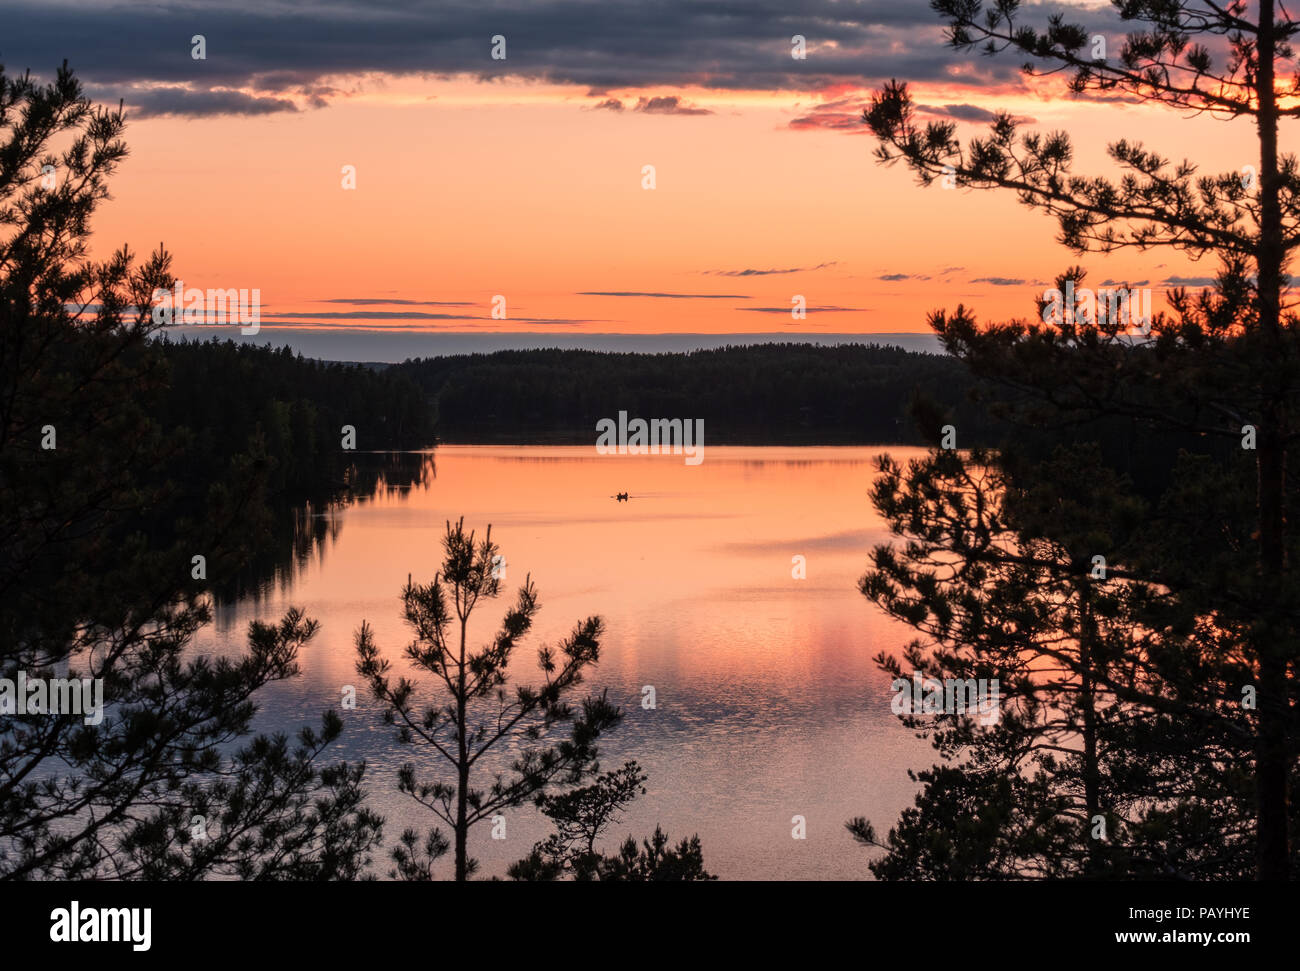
{"left": 0, "top": 62, "right": 382, "bottom": 880}
{"left": 396, "top": 344, "right": 1004, "bottom": 445}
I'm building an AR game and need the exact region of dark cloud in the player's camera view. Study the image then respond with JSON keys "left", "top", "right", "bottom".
{"left": 788, "top": 112, "right": 866, "bottom": 131}
{"left": 112, "top": 86, "right": 300, "bottom": 118}
{"left": 262, "top": 311, "right": 488, "bottom": 321}
{"left": 317, "top": 298, "right": 474, "bottom": 306}
{"left": 632, "top": 95, "right": 711, "bottom": 115}
{"left": 737, "top": 305, "right": 867, "bottom": 313}
{"left": 916, "top": 103, "right": 999, "bottom": 122}
{"left": 1161, "top": 275, "right": 1218, "bottom": 287}
{"left": 914, "top": 102, "right": 1034, "bottom": 124}
{"left": 578, "top": 291, "right": 749, "bottom": 299}
{"left": 257, "top": 314, "right": 593, "bottom": 327}
{"left": 705, "top": 262, "right": 837, "bottom": 277}
{"left": 971, "top": 276, "right": 1026, "bottom": 286}
{"left": 786, "top": 95, "right": 1034, "bottom": 134}
{"left": 507, "top": 318, "right": 592, "bottom": 326}
{"left": 592, "top": 98, "right": 625, "bottom": 111}
{"left": 877, "top": 272, "right": 929, "bottom": 281}
{"left": 4, "top": 0, "right": 1047, "bottom": 117}
{"left": 246, "top": 319, "right": 589, "bottom": 331}
{"left": 788, "top": 96, "right": 869, "bottom": 132}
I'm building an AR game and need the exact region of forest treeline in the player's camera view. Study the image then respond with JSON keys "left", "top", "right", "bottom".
{"left": 394, "top": 343, "right": 1004, "bottom": 445}
{"left": 155, "top": 337, "right": 436, "bottom": 499}
{"left": 394, "top": 344, "right": 1215, "bottom": 501}
{"left": 151, "top": 337, "right": 1212, "bottom": 508}
{"left": 150, "top": 340, "right": 1007, "bottom": 455}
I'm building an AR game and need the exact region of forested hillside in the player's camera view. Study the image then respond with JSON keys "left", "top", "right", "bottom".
{"left": 155, "top": 337, "right": 436, "bottom": 497}
{"left": 395, "top": 343, "right": 1000, "bottom": 444}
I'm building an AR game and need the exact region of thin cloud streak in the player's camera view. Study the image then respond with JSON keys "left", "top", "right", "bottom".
{"left": 579, "top": 291, "right": 750, "bottom": 299}
{"left": 705, "top": 262, "right": 838, "bottom": 277}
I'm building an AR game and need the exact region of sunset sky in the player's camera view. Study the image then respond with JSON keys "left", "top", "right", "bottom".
{"left": 5, "top": 0, "right": 1273, "bottom": 357}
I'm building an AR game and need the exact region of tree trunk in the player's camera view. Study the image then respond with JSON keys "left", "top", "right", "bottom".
{"left": 1253, "top": 0, "right": 1291, "bottom": 882}
{"left": 1078, "top": 582, "right": 1103, "bottom": 877}
{"left": 454, "top": 616, "right": 470, "bottom": 881}
{"left": 454, "top": 761, "right": 469, "bottom": 881}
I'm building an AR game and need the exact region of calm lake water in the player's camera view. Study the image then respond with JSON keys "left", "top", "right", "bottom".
{"left": 198, "top": 445, "right": 933, "bottom": 880}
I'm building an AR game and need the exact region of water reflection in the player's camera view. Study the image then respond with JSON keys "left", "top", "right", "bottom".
{"left": 197, "top": 445, "right": 931, "bottom": 880}
{"left": 212, "top": 451, "right": 435, "bottom": 616}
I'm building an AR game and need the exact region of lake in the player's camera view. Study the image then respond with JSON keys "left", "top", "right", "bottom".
{"left": 199, "top": 445, "right": 933, "bottom": 880}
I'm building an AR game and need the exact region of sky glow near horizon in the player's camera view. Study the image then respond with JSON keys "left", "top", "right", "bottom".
{"left": 5, "top": 0, "right": 1273, "bottom": 342}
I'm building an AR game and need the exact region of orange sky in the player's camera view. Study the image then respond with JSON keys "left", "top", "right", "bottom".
{"left": 89, "top": 74, "right": 1270, "bottom": 338}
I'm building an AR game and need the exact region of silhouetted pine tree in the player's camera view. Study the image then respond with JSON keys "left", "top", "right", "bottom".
{"left": 860, "top": 0, "right": 1300, "bottom": 879}
{"left": 507, "top": 761, "right": 715, "bottom": 880}
{"left": 852, "top": 446, "right": 1257, "bottom": 878}
{"left": 0, "top": 63, "right": 382, "bottom": 878}
{"left": 354, "top": 518, "right": 621, "bottom": 880}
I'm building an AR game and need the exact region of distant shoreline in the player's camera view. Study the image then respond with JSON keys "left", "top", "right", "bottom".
{"left": 163, "top": 328, "right": 946, "bottom": 364}
{"left": 386, "top": 342, "right": 996, "bottom": 448}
